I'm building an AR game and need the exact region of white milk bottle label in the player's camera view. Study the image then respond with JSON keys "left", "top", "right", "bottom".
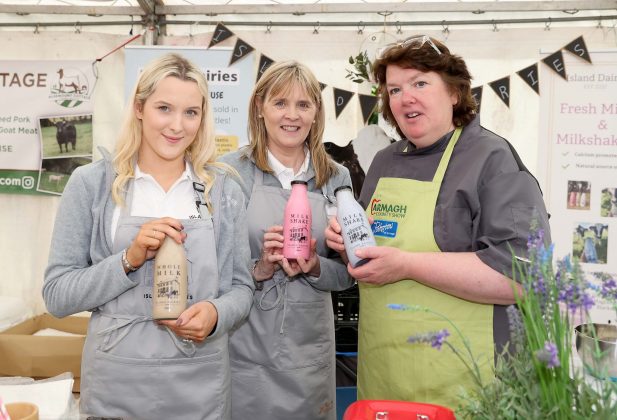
{"left": 335, "top": 185, "right": 376, "bottom": 267}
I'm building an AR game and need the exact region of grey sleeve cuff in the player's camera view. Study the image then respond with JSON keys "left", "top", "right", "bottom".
{"left": 302, "top": 255, "right": 354, "bottom": 292}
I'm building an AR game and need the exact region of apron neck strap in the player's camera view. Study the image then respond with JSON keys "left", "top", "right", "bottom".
{"left": 253, "top": 163, "right": 265, "bottom": 187}
{"left": 189, "top": 162, "right": 212, "bottom": 221}
{"left": 432, "top": 127, "right": 462, "bottom": 184}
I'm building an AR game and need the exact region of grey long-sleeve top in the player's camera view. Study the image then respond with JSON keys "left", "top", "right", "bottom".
{"left": 43, "top": 150, "right": 253, "bottom": 338}
{"left": 219, "top": 148, "right": 354, "bottom": 292}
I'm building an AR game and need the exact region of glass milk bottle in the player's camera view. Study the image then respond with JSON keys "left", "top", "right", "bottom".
{"left": 335, "top": 185, "right": 376, "bottom": 268}
{"left": 153, "top": 236, "right": 188, "bottom": 319}
{"left": 283, "top": 180, "right": 312, "bottom": 260}
{"left": 579, "top": 182, "right": 588, "bottom": 208}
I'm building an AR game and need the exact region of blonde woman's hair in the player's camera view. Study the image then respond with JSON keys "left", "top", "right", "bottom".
{"left": 247, "top": 60, "right": 337, "bottom": 188}
{"left": 112, "top": 53, "right": 232, "bottom": 210}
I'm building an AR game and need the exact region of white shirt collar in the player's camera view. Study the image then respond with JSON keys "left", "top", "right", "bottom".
{"left": 267, "top": 146, "right": 310, "bottom": 178}
{"left": 135, "top": 161, "right": 192, "bottom": 183}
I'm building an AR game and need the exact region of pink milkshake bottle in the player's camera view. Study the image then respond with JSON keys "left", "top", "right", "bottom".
{"left": 568, "top": 182, "right": 577, "bottom": 208}
{"left": 283, "top": 180, "right": 312, "bottom": 260}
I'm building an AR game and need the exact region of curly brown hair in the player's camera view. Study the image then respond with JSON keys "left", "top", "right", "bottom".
{"left": 372, "top": 36, "right": 476, "bottom": 139}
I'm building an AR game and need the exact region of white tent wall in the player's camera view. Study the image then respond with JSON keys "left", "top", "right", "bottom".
{"left": 0, "top": 24, "right": 615, "bottom": 315}
{"left": 0, "top": 32, "right": 126, "bottom": 313}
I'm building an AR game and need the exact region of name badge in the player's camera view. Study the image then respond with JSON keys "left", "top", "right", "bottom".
{"left": 372, "top": 219, "right": 398, "bottom": 238}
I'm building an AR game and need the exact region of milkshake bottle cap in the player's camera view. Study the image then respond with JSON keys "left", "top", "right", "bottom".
{"left": 334, "top": 185, "right": 352, "bottom": 195}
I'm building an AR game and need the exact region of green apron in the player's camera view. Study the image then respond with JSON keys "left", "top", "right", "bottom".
{"left": 357, "top": 128, "right": 494, "bottom": 410}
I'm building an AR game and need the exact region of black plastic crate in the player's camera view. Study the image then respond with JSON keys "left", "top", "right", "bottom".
{"left": 332, "top": 284, "right": 359, "bottom": 323}
{"left": 334, "top": 323, "right": 358, "bottom": 353}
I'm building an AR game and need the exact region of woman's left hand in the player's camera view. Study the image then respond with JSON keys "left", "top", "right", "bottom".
{"left": 157, "top": 301, "right": 218, "bottom": 343}
{"left": 349, "top": 246, "right": 406, "bottom": 285}
{"left": 279, "top": 238, "right": 320, "bottom": 278}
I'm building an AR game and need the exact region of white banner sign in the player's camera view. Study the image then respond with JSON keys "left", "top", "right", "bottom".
{"left": 124, "top": 46, "right": 252, "bottom": 156}
{"left": 0, "top": 60, "right": 95, "bottom": 195}
{"left": 539, "top": 51, "right": 617, "bottom": 323}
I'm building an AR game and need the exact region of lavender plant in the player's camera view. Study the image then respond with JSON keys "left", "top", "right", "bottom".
{"left": 391, "top": 228, "right": 617, "bottom": 419}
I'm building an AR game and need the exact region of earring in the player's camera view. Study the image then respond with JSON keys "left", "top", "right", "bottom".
{"left": 312, "top": 120, "right": 316, "bottom": 124}
{"left": 258, "top": 114, "right": 263, "bottom": 118}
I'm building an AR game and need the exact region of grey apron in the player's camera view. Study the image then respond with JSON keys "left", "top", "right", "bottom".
{"left": 80, "top": 169, "right": 230, "bottom": 420}
{"left": 229, "top": 165, "right": 337, "bottom": 420}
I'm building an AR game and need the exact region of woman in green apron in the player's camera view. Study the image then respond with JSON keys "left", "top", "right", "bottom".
{"left": 44, "top": 54, "right": 253, "bottom": 419}
{"left": 326, "top": 36, "right": 551, "bottom": 411}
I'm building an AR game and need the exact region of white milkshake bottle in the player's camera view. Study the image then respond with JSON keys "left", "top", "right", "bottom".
{"left": 335, "top": 185, "right": 376, "bottom": 268}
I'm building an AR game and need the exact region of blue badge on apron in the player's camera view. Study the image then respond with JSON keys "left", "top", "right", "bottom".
{"left": 372, "top": 220, "right": 398, "bottom": 238}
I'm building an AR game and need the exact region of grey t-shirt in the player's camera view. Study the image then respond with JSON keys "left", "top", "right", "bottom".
{"left": 358, "top": 115, "right": 551, "bottom": 355}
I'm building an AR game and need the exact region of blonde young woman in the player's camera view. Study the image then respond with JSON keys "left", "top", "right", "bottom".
{"left": 219, "top": 61, "right": 353, "bottom": 420}
{"left": 43, "top": 53, "right": 252, "bottom": 419}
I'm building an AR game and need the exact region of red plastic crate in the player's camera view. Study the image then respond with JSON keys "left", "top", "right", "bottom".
{"left": 343, "top": 399, "right": 455, "bottom": 420}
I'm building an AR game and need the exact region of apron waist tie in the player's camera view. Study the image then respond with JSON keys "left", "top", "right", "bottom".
{"left": 96, "top": 313, "right": 196, "bottom": 357}
{"left": 258, "top": 275, "right": 290, "bottom": 334}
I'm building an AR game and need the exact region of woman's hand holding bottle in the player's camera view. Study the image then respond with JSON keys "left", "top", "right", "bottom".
{"left": 125, "top": 217, "right": 186, "bottom": 270}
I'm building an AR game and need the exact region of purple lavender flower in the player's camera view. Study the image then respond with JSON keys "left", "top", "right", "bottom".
{"left": 554, "top": 256, "right": 595, "bottom": 314}
{"left": 431, "top": 329, "right": 450, "bottom": 350}
{"left": 535, "top": 341, "right": 560, "bottom": 368}
{"left": 506, "top": 305, "right": 526, "bottom": 351}
{"left": 407, "top": 329, "right": 450, "bottom": 350}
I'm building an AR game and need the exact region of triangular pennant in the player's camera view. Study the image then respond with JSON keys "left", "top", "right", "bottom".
{"left": 542, "top": 51, "right": 567, "bottom": 81}
{"left": 319, "top": 82, "right": 327, "bottom": 91}
{"left": 488, "top": 76, "right": 510, "bottom": 107}
{"left": 358, "top": 94, "right": 378, "bottom": 124}
{"left": 256, "top": 54, "right": 275, "bottom": 82}
{"left": 208, "top": 23, "right": 234, "bottom": 48}
{"left": 564, "top": 36, "right": 592, "bottom": 64}
{"left": 471, "top": 86, "right": 483, "bottom": 113}
{"left": 229, "top": 38, "right": 254, "bottom": 66}
{"left": 516, "top": 63, "right": 540, "bottom": 94}
{"left": 332, "top": 88, "right": 354, "bottom": 118}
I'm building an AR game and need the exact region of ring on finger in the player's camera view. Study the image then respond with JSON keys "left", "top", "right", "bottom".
{"left": 152, "top": 229, "right": 157, "bottom": 239}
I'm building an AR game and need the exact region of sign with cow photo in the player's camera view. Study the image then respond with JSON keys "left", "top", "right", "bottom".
{"left": 0, "top": 60, "right": 94, "bottom": 195}
{"left": 37, "top": 114, "right": 93, "bottom": 195}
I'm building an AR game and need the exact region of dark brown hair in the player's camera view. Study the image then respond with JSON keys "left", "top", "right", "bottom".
{"left": 372, "top": 36, "right": 476, "bottom": 139}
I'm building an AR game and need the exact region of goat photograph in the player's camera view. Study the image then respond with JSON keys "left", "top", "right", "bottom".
{"left": 37, "top": 155, "right": 92, "bottom": 195}
{"left": 38, "top": 114, "right": 93, "bottom": 158}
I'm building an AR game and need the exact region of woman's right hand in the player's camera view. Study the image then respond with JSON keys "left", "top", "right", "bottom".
{"left": 125, "top": 217, "right": 186, "bottom": 270}
{"left": 252, "top": 225, "right": 284, "bottom": 282}
{"left": 325, "top": 216, "right": 349, "bottom": 265}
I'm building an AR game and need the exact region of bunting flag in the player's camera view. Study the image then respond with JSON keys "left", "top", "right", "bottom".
{"left": 542, "top": 51, "right": 567, "bottom": 80}
{"left": 229, "top": 38, "right": 255, "bottom": 66}
{"left": 564, "top": 36, "right": 592, "bottom": 64}
{"left": 208, "top": 23, "right": 234, "bottom": 48}
{"left": 256, "top": 54, "right": 275, "bottom": 82}
{"left": 489, "top": 76, "right": 510, "bottom": 107}
{"left": 358, "top": 93, "right": 378, "bottom": 124}
{"left": 517, "top": 63, "right": 540, "bottom": 94}
{"left": 203, "top": 31, "right": 593, "bottom": 122}
{"left": 471, "top": 86, "right": 483, "bottom": 113}
{"left": 333, "top": 88, "right": 354, "bottom": 118}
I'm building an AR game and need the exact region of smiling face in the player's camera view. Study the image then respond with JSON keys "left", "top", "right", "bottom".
{"left": 259, "top": 83, "right": 317, "bottom": 156}
{"left": 135, "top": 76, "right": 203, "bottom": 168}
{"left": 386, "top": 64, "right": 457, "bottom": 148}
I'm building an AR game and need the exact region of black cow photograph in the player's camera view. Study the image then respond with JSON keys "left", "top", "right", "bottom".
{"left": 39, "top": 114, "right": 93, "bottom": 158}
